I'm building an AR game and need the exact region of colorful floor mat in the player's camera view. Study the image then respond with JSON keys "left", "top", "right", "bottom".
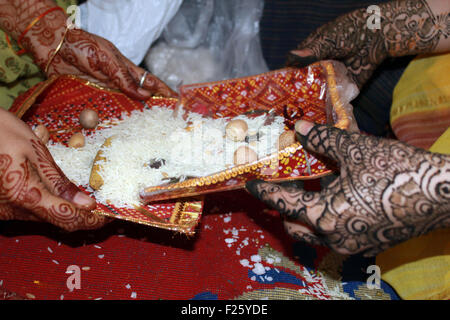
{"left": 0, "top": 189, "right": 399, "bottom": 300}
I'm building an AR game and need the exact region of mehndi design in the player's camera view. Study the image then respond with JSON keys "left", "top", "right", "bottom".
{"left": 287, "top": 0, "right": 450, "bottom": 88}
{"left": 247, "top": 124, "right": 450, "bottom": 257}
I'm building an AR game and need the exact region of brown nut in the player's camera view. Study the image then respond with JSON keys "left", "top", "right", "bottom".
{"left": 68, "top": 132, "right": 85, "bottom": 148}
{"left": 278, "top": 130, "right": 296, "bottom": 150}
{"left": 233, "top": 145, "right": 258, "bottom": 165}
{"left": 226, "top": 119, "right": 248, "bottom": 142}
{"left": 79, "top": 108, "right": 99, "bottom": 129}
{"left": 33, "top": 124, "right": 50, "bottom": 144}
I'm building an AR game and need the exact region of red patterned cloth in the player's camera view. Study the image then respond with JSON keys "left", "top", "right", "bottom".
{"left": 0, "top": 188, "right": 398, "bottom": 300}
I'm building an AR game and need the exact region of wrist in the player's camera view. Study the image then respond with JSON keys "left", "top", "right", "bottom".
{"left": 19, "top": 7, "right": 68, "bottom": 71}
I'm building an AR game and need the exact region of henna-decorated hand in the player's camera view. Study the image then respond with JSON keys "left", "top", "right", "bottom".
{"left": 287, "top": 0, "right": 450, "bottom": 88}
{"left": 246, "top": 120, "right": 450, "bottom": 257}
{"left": 40, "top": 28, "right": 178, "bottom": 100}
{"left": 0, "top": 109, "right": 108, "bottom": 231}
{"left": 0, "top": 0, "right": 177, "bottom": 100}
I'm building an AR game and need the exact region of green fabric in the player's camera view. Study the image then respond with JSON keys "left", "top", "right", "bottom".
{"left": 0, "top": 0, "right": 76, "bottom": 110}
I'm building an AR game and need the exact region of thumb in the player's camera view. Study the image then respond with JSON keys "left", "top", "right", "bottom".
{"left": 295, "top": 120, "right": 346, "bottom": 164}
{"left": 286, "top": 30, "right": 325, "bottom": 68}
{"left": 286, "top": 49, "right": 319, "bottom": 68}
{"left": 28, "top": 138, "right": 97, "bottom": 210}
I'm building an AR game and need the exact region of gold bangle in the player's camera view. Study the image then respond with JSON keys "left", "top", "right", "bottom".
{"left": 44, "top": 26, "right": 69, "bottom": 74}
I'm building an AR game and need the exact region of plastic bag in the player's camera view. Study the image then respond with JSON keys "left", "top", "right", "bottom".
{"left": 145, "top": 0, "right": 269, "bottom": 91}
{"left": 79, "top": 0, "right": 183, "bottom": 65}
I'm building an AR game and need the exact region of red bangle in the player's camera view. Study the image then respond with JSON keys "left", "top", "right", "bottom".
{"left": 10, "top": 7, "right": 65, "bottom": 56}
{"left": 4, "top": 34, "right": 27, "bottom": 56}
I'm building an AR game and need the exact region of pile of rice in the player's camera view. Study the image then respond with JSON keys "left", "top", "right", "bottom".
{"left": 48, "top": 107, "right": 285, "bottom": 208}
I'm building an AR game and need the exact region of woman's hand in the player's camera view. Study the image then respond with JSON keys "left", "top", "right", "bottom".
{"left": 287, "top": 0, "right": 450, "bottom": 88}
{"left": 42, "top": 28, "right": 179, "bottom": 100}
{"left": 246, "top": 120, "right": 450, "bottom": 257}
{"left": 0, "top": 109, "right": 108, "bottom": 231}
{"left": 0, "top": 0, "right": 177, "bottom": 100}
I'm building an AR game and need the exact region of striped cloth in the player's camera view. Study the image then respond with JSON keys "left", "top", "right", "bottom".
{"left": 259, "top": 0, "right": 413, "bottom": 136}
{"left": 377, "top": 53, "right": 450, "bottom": 300}
{"left": 390, "top": 53, "right": 450, "bottom": 150}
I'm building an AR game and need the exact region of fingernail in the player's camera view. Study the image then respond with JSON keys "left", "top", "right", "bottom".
{"left": 295, "top": 120, "right": 314, "bottom": 135}
{"left": 291, "top": 49, "right": 312, "bottom": 57}
{"left": 295, "top": 120, "right": 314, "bottom": 147}
{"left": 73, "top": 192, "right": 96, "bottom": 209}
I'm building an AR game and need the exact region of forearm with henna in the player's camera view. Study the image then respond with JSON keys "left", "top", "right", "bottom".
{"left": 0, "top": 0, "right": 67, "bottom": 68}
{"left": 382, "top": 0, "right": 449, "bottom": 56}
{"left": 288, "top": 0, "right": 450, "bottom": 87}
{"left": 0, "top": 0, "right": 177, "bottom": 98}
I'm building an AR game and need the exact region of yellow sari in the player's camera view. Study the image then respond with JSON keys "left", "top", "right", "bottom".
{"left": 377, "top": 53, "right": 450, "bottom": 300}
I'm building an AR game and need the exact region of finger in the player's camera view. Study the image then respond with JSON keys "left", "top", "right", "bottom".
{"left": 112, "top": 65, "right": 151, "bottom": 101}
{"left": 283, "top": 219, "right": 325, "bottom": 246}
{"left": 123, "top": 59, "right": 179, "bottom": 99}
{"left": 245, "top": 179, "right": 324, "bottom": 226}
{"left": 0, "top": 203, "right": 45, "bottom": 223}
{"left": 0, "top": 203, "right": 39, "bottom": 222}
{"left": 51, "top": 50, "right": 112, "bottom": 85}
{"left": 285, "top": 20, "right": 329, "bottom": 67}
{"left": 143, "top": 72, "right": 179, "bottom": 98}
{"left": 108, "top": 44, "right": 178, "bottom": 99}
{"left": 291, "top": 49, "right": 314, "bottom": 58}
{"left": 6, "top": 159, "right": 106, "bottom": 232}
{"left": 26, "top": 138, "right": 96, "bottom": 211}
{"left": 342, "top": 55, "right": 380, "bottom": 89}
{"left": 286, "top": 50, "right": 319, "bottom": 68}
{"left": 295, "top": 120, "right": 352, "bottom": 164}
{"left": 99, "top": 44, "right": 151, "bottom": 101}
{"left": 287, "top": 23, "right": 341, "bottom": 67}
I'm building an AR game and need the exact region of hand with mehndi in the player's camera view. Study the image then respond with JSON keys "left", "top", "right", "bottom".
{"left": 42, "top": 28, "right": 178, "bottom": 100}
{"left": 0, "top": 109, "right": 108, "bottom": 231}
{"left": 0, "top": 0, "right": 177, "bottom": 100}
{"left": 286, "top": 0, "right": 450, "bottom": 88}
{"left": 246, "top": 120, "right": 450, "bottom": 257}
